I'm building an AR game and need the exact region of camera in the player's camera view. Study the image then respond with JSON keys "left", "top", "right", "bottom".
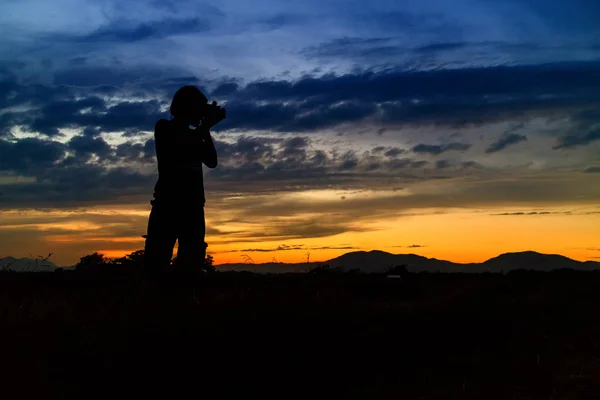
{"left": 202, "top": 101, "right": 227, "bottom": 127}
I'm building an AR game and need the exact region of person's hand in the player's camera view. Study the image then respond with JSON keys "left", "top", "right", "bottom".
{"left": 202, "top": 101, "right": 226, "bottom": 129}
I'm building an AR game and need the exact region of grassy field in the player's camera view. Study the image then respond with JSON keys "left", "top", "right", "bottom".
{"left": 2, "top": 269, "right": 600, "bottom": 399}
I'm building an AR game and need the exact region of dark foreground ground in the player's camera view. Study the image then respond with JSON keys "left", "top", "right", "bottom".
{"left": 2, "top": 269, "right": 600, "bottom": 399}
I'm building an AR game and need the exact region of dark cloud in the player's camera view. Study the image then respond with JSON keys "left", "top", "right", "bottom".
{"left": 115, "top": 142, "right": 144, "bottom": 160}
{"left": 211, "top": 82, "right": 240, "bottom": 97}
{"left": 460, "top": 161, "right": 480, "bottom": 169}
{"left": 384, "top": 147, "right": 405, "bottom": 157}
{"left": 0, "top": 132, "right": 446, "bottom": 208}
{"left": 0, "top": 164, "right": 154, "bottom": 208}
{"left": 142, "top": 139, "right": 156, "bottom": 161}
{"left": 485, "top": 133, "right": 527, "bottom": 154}
{"left": 553, "top": 107, "right": 600, "bottom": 149}
{"left": 491, "top": 211, "right": 571, "bottom": 216}
{"left": 229, "top": 244, "right": 359, "bottom": 253}
{"left": 0, "top": 138, "right": 66, "bottom": 174}
{"left": 410, "top": 160, "right": 429, "bottom": 168}
{"left": 0, "top": 134, "right": 156, "bottom": 208}
{"left": 3, "top": 61, "right": 600, "bottom": 139}
{"left": 301, "top": 37, "right": 403, "bottom": 60}
{"left": 414, "top": 42, "right": 469, "bottom": 53}
{"left": 304, "top": 36, "right": 600, "bottom": 66}
{"left": 257, "top": 14, "right": 309, "bottom": 31}
{"left": 554, "top": 127, "right": 600, "bottom": 149}
{"left": 238, "top": 244, "right": 306, "bottom": 253}
{"left": 224, "top": 62, "right": 600, "bottom": 103}
{"left": 26, "top": 97, "right": 166, "bottom": 137}
{"left": 412, "top": 142, "right": 471, "bottom": 155}
{"left": 435, "top": 160, "right": 452, "bottom": 169}
{"left": 208, "top": 61, "right": 600, "bottom": 132}
{"left": 282, "top": 136, "right": 310, "bottom": 159}
{"left": 585, "top": 166, "right": 600, "bottom": 173}
{"left": 339, "top": 150, "right": 359, "bottom": 170}
{"left": 311, "top": 246, "right": 359, "bottom": 250}
{"left": 67, "top": 135, "right": 112, "bottom": 161}
{"left": 0, "top": 74, "right": 173, "bottom": 137}
{"left": 63, "top": 18, "right": 213, "bottom": 44}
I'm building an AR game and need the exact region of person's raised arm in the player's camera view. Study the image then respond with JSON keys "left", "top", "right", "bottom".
{"left": 198, "top": 126, "right": 218, "bottom": 169}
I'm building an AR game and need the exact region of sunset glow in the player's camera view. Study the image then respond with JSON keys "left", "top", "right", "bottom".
{"left": 1, "top": 0, "right": 599, "bottom": 267}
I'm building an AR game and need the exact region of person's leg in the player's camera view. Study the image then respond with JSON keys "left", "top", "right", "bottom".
{"left": 144, "top": 199, "right": 177, "bottom": 276}
{"left": 175, "top": 205, "right": 206, "bottom": 272}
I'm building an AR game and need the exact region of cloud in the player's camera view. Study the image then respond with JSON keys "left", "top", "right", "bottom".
{"left": 222, "top": 244, "right": 359, "bottom": 253}
{"left": 0, "top": 138, "right": 66, "bottom": 174}
{"left": 3, "top": 60, "right": 600, "bottom": 139}
{"left": 384, "top": 147, "right": 405, "bottom": 158}
{"left": 485, "top": 133, "right": 527, "bottom": 154}
{"left": 0, "top": 131, "right": 451, "bottom": 208}
{"left": 67, "top": 135, "right": 112, "bottom": 161}
{"left": 212, "top": 61, "right": 600, "bottom": 132}
{"left": 301, "top": 37, "right": 405, "bottom": 60}
{"left": 392, "top": 244, "right": 427, "bottom": 248}
{"left": 553, "top": 107, "right": 600, "bottom": 149}
{"left": 554, "top": 127, "right": 600, "bottom": 149}
{"left": 414, "top": 42, "right": 470, "bottom": 53}
{"left": 585, "top": 166, "right": 600, "bottom": 173}
{"left": 0, "top": 136, "right": 155, "bottom": 208}
{"left": 207, "top": 214, "right": 374, "bottom": 245}
{"left": 72, "top": 17, "right": 213, "bottom": 44}
{"left": 412, "top": 142, "right": 471, "bottom": 155}
{"left": 238, "top": 244, "right": 305, "bottom": 253}
{"left": 435, "top": 160, "right": 452, "bottom": 169}
{"left": 491, "top": 211, "right": 571, "bottom": 216}
{"left": 302, "top": 35, "right": 600, "bottom": 69}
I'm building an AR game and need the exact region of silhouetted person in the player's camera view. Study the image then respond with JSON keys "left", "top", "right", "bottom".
{"left": 143, "top": 85, "right": 225, "bottom": 276}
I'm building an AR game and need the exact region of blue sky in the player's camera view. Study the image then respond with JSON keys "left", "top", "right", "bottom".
{"left": 0, "top": 0, "right": 599, "bottom": 265}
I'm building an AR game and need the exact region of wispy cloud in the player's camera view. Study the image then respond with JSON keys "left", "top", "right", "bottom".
{"left": 486, "top": 133, "right": 527, "bottom": 154}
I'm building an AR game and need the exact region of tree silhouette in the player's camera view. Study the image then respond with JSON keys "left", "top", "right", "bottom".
{"left": 75, "top": 252, "right": 107, "bottom": 272}
{"left": 205, "top": 254, "right": 215, "bottom": 273}
{"left": 114, "top": 250, "right": 145, "bottom": 271}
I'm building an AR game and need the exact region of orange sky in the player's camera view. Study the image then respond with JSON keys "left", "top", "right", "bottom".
{"left": 1, "top": 201, "right": 598, "bottom": 267}
{"left": 206, "top": 205, "right": 600, "bottom": 264}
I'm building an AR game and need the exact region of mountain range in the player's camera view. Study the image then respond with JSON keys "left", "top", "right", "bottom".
{"left": 215, "top": 250, "right": 600, "bottom": 274}
{"left": 1, "top": 250, "right": 598, "bottom": 273}
{"left": 0, "top": 256, "right": 59, "bottom": 272}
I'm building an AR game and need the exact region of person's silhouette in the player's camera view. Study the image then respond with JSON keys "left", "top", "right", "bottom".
{"left": 143, "top": 85, "right": 225, "bottom": 275}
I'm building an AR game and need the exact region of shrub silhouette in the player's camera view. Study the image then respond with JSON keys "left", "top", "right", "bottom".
{"left": 385, "top": 264, "right": 409, "bottom": 277}
{"left": 171, "top": 253, "right": 215, "bottom": 273}
{"left": 307, "top": 263, "right": 343, "bottom": 274}
{"left": 73, "top": 249, "right": 215, "bottom": 274}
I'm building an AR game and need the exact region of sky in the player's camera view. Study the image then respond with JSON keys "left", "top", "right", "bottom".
{"left": 0, "top": 0, "right": 599, "bottom": 267}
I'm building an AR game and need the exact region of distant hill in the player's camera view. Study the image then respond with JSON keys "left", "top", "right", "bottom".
{"left": 481, "top": 251, "right": 599, "bottom": 272}
{"left": 216, "top": 250, "right": 600, "bottom": 274}
{"left": 326, "top": 250, "right": 472, "bottom": 273}
{"left": 0, "top": 256, "right": 58, "bottom": 272}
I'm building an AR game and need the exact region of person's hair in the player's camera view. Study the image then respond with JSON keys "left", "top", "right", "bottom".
{"left": 169, "top": 85, "right": 208, "bottom": 119}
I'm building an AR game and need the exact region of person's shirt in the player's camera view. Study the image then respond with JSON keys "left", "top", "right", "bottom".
{"left": 152, "top": 118, "right": 218, "bottom": 203}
